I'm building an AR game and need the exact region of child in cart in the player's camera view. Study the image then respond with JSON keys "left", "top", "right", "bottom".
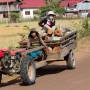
{"left": 27, "top": 28, "right": 48, "bottom": 60}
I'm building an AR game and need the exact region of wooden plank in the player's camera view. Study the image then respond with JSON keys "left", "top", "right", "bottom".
{"left": 35, "top": 61, "right": 48, "bottom": 69}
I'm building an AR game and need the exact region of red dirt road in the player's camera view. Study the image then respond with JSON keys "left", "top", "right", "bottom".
{"left": 0, "top": 38, "right": 90, "bottom": 90}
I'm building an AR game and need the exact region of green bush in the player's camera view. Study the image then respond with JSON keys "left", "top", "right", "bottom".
{"left": 82, "top": 18, "right": 89, "bottom": 30}
{"left": 78, "top": 18, "right": 90, "bottom": 38}
{"left": 10, "top": 12, "right": 20, "bottom": 22}
{"left": 79, "top": 29, "right": 90, "bottom": 38}
{"left": 40, "top": 2, "right": 65, "bottom": 17}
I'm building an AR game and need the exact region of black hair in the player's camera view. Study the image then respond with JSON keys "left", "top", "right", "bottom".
{"left": 48, "top": 14, "right": 56, "bottom": 16}
{"left": 28, "top": 29, "right": 40, "bottom": 39}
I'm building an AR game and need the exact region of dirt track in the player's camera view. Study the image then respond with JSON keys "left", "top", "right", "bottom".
{"left": 0, "top": 38, "right": 90, "bottom": 90}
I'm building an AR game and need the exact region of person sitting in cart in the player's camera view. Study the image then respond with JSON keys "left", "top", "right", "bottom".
{"left": 39, "top": 10, "right": 56, "bottom": 36}
{"left": 39, "top": 10, "right": 63, "bottom": 41}
{"left": 27, "top": 28, "right": 47, "bottom": 60}
{"left": 39, "top": 11, "right": 62, "bottom": 53}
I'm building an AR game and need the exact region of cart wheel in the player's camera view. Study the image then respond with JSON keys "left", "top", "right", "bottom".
{"left": 20, "top": 55, "right": 36, "bottom": 85}
{"left": 65, "top": 50, "right": 76, "bottom": 69}
{"left": 0, "top": 72, "right": 2, "bottom": 84}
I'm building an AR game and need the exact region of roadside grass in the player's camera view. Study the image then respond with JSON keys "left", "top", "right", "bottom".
{"left": 79, "top": 18, "right": 90, "bottom": 39}
{"left": 0, "top": 19, "right": 90, "bottom": 48}
{"left": 78, "top": 28, "right": 90, "bottom": 39}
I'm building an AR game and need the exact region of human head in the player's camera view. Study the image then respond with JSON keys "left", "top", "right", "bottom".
{"left": 28, "top": 28, "right": 39, "bottom": 39}
{"left": 47, "top": 11, "right": 56, "bottom": 16}
{"left": 47, "top": 11, "right": 56, "bottom": 21}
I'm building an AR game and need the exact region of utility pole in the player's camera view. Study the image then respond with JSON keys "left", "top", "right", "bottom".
{"left": 7, "top": 1, "right": 10, "bottom": 23}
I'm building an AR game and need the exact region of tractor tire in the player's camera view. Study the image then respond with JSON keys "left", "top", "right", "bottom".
{"left": 20, "top": 55, "right": 36, "bottom": 85}
{"left": 0, "top": 72, "right": 2, "bottom": 84}
{"left": 65, "top": 50, "right": 76, "bottom": 69}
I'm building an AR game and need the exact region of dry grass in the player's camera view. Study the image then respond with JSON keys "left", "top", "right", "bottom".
{"left": 0, "top": 19, "right": 89, "bottom": 48}
{"left": 0, "top": 22, "right": 40, "bottom": 48}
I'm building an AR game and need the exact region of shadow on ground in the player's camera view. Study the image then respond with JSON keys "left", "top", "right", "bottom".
{"left": 0, "top": 76, "right": 20, "bottom": 88}
{"left": 36, "top": 65, "right": 67, "bottom": 77}
{"left": 0, "top": 65, "right": 67, "bottom": 87}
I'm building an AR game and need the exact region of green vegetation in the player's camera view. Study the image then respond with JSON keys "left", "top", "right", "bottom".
{"left": 45, "top": 0, "right": 62, "bottom": 3}
{"left": 82, "top": 18, "right": 89, "bottom": 30}
{"left": 79, "top": 18, "right": 90, "bottom": 38}
{"left": 10, "top": 12, "right": 20, "bottom": 23}
{"left": 40, "top": 2, "right": 65, "bottom": 17}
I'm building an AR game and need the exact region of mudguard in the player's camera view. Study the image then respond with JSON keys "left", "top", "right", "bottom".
{"left": 0, "top": 51, "right": 4, "bottom": 58}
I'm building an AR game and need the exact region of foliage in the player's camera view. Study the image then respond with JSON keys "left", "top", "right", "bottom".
{"left": 79, "top": 29, "right": 90, "bottom": 38}
{"left": 16, "top": 0, "right": 22, "bottom": 2}
{"left": 78, "top": 18, "right": 90, "bottom": 38}
{"left": 10, "top": 12, "right": 20, "bottom": 22}
{"left": 82, "top": 18, "right": 89, "bottom": 30}
{"left": 40, "top": 2, "right": 65, "bottom": 17}
{"left": 45, "top": 0, "right": 61, "bottom": 3}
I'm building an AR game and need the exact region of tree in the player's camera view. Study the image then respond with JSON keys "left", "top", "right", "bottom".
{"left": 16, "top": 0, "right": 22, "bottom": 2}
{"left": 40, "top": 2, "right": 65, "bottom": 17}
{"left": 10, "top": 12, "right": 20, "bottom": 22}
{"left": 45, "top": 0, "right": 62, "bottom": 3}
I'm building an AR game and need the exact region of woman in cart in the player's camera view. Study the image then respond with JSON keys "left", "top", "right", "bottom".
{"left": 39, "top": 11, "right": 56, "bottom": 34}
{"left": 39, "top": 11, "right": 62, "bottom": 53}
{"left": 39, "top": 10, "right": 63, "bottom": 41}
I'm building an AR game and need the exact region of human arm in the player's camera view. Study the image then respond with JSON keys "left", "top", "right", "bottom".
{"left": 44, "top": 24, "right": 52, "bottom": 30}
{"left": 39, "top": 36, "right": 47, "bottom": 49}
{"left": 39, "top": 17, "right": 52, "bottom": 31}
{"left": 27, "top": 38, "right": 32, "bottom": 49}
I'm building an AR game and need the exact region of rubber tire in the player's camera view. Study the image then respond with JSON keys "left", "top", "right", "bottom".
{"left": 65, "top": 50, "right": 76, "bottom": 69}
{"left": 0, "top": 72, "right": 2, "bottom": 84}
{"left": 20, "top": 55, "right": 36, "bottom": 85}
